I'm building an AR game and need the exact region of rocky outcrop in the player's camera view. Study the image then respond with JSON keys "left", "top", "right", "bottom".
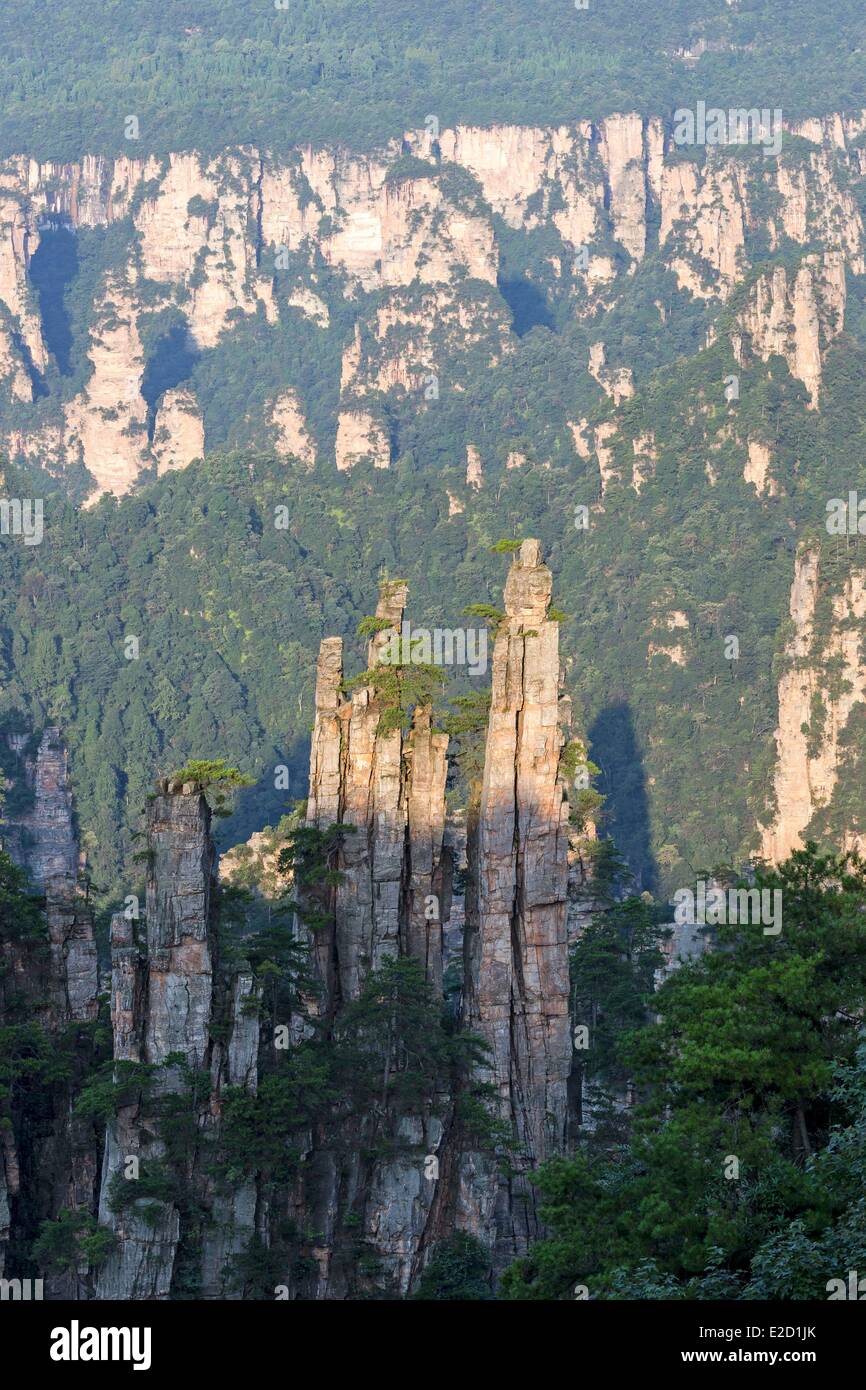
{"left": 262, "top": 152, "right": 498, "bottom": 291}
{"left": 152, "top": 388, "right": 205, "bottom": 476}
{"left": 271, "top": 389, "right": 316, "bottom": 468}
{"left": 761, "top": 551, "right": 866, "bottom": 862}
{"left": 460, "top": 539, "right": 572, "bottom": 1272}
{"left": 137, "top": 152, "right": 275, "bottom": 349}
{"left": 732, "top": 252, "right": 846, "bottom": 407}
{"left": 772, "top": 149, "right": 864, "bottom": 272}
{"left": 589, "top": 341, "right": 634, "bottom": 404}
{"left": 569, "top": 418, "right": 619, "bottom": 493}
{"left": 96, "top": 780, "right": 258, "bottom": 1299}
{"left": 2, "top": 727, "right": 97, "bottom": 1024}
{"left": 304, "top": 581, "right": 451, "bottom": 1006}
{"left": 598, "top": 113, "right": 659, "bottom": 263}
{"left": 743, "top": 438, "right": 779, "bottom": 497}
{"left": 0, "top": 319, "right": 33, "bottom": 401}
{"left": 0, "top": 727, "right": 98, "bottom": 1293}
{"left": 289, "top": 581, "right": 454, "bottom": 1295}
{"left": 335, "top": 407, "right": 390, "bottom": 470}
{"left": 285, "top": 285, "right": 330, "bottom": 327}
{"left": 466, "top": 445, "right": 483, "bottom": 489}
{"left": 0, "top": 174, "right": 48, "bottom": 372}
{"left": 65, "top": 282, "right": 150, "bottom": 501}
{"left": 659, "top": 156, "right": 747, "bottom": 298}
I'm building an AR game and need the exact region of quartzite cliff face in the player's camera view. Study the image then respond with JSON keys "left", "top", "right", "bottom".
{"left": 95, "top": 779, "right": 259, "bottom": 1300}
{"left": 1, "top": 112, "right": 864, "bottom": 499}
{"left": 0, "top": 728, "right": 98, "bottom": 1296}
{"left": 289, "top": 541, "right": 574, "bottom": 1293}
{"left": 460, "top": 540, "right": 572, "bottom": 1271}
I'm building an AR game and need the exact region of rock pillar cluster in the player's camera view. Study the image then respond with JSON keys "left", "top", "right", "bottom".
{"left": 96, "top": 780, "right": 258, "bottom": 1299}
{"left": 0, "top": 542, "right": 578, "bottom": 1298}
{"left": 305, "top": 580, "right": 451, "bottom": 1010}
{"left": 296, "top": 580, "right": 453, "bottom": 1295}
{"left": 296, "top": 541, "right": 573, "bottom": 1290}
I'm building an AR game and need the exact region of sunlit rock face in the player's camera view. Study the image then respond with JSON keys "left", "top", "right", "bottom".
{"left": 1, "top": 111, "right": 862, "bottom": 497}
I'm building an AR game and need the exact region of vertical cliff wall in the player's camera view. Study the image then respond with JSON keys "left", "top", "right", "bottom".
{"left": 459, "top": 539, "right": 572, "bottom": 1271}
{"left": 2, "top": 112, "right": 864, "bottom": 499}
{"left": 0, "top": 727, "right": 98, "bottom": 1293}
{"left": 96, "top": 779, "right": 258, "bottom": 1299}
{"left": 761, "top": 550, "right": 866, "bottom": 863}
{"left": 294, "top": 580, "right": 453, "bottom": 1296}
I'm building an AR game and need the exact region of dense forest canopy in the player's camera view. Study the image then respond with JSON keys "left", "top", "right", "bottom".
{"left": 1, "top": 0, "right": 865, "bottom": 161}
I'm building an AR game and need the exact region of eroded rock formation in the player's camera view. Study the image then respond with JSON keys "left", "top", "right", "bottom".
{"left": 278, "top": 543, "right": 574, "bottom": 1292}
{"left": 761, "top": 550, "right": 866, "bottom": 862}
{"left": 459, "top": 539, "right": 572, "bottom": 1271}
{"left": 96, "top": 780, "right": 258, "bottom": 1299}
{"left": 3, "top": 111, "right": 863, "bottom": 498}
{"left": 0, "top": 550, "right": 623, "bottom": 1298}
{"left": 0, "top": 728, "right": 98, "bottom": 1292}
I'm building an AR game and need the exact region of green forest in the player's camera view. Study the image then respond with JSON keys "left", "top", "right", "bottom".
{"left": 4, "top": 301, "right": 866, "bottom": 915}
{"left": 0, "top": 1, "right": 865, "bottom": 161}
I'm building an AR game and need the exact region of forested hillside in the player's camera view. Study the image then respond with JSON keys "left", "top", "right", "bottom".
{"left": 1, "top": 0, "right": 865, "bottom": 160}
{"left": 3, "top": 332, "right": 866, "bottom": 916}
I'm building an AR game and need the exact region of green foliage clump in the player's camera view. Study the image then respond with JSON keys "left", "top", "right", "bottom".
{"left": 167, "top": 759, "right": 254, "bottom": 817}
{"left": 346, "top": 662, "right": 447, "bottom": 736}
{"left": 74, "top": 1060, "right": 158, "bottom": 1122}
{"left": 356, "top": 615, "right": 394, "bottom": 638}
{"left": 559, "top": 740, "right": 605, "bottom": 832}
{"left": 215, "top": 957, "right": 499, "bottom": 1186}
{"left": 33, "top": 1209, "right": 115, "bottom": 1272}
{"left": 411, "top": 1232, "right": 494, "bottom": 1300}
{"left": 168, "top": 758, "right": 252, "bottom": 789}
{"left": 503, "top": 845, "right": 866, "bottom": 1300}
{"left": 462, "top": 603, "right": 505, "bottom": 630}
{"left": 0, "top": 850, "right": 45, "bottom": 943}
{"left": 276, "top": 821, "right": 351, "bottom": 934}
{"left": 442, "top": 689, "right": 491, "bottom": 791}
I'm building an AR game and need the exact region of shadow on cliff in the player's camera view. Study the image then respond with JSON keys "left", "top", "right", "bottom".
{"left": 497, "top": 274, "right": 554, "bottom": 336}
{"left": 29, "top": 223, "right": 78, "bottom": 378}
{"left": 214, "top": 731, "right": 311, "bottom": 853}
{"left": 141, "top": 320, "right": 200, "bottom": 439}
{"left": 588, "top": 700, "right": 658, "bottom": 894}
